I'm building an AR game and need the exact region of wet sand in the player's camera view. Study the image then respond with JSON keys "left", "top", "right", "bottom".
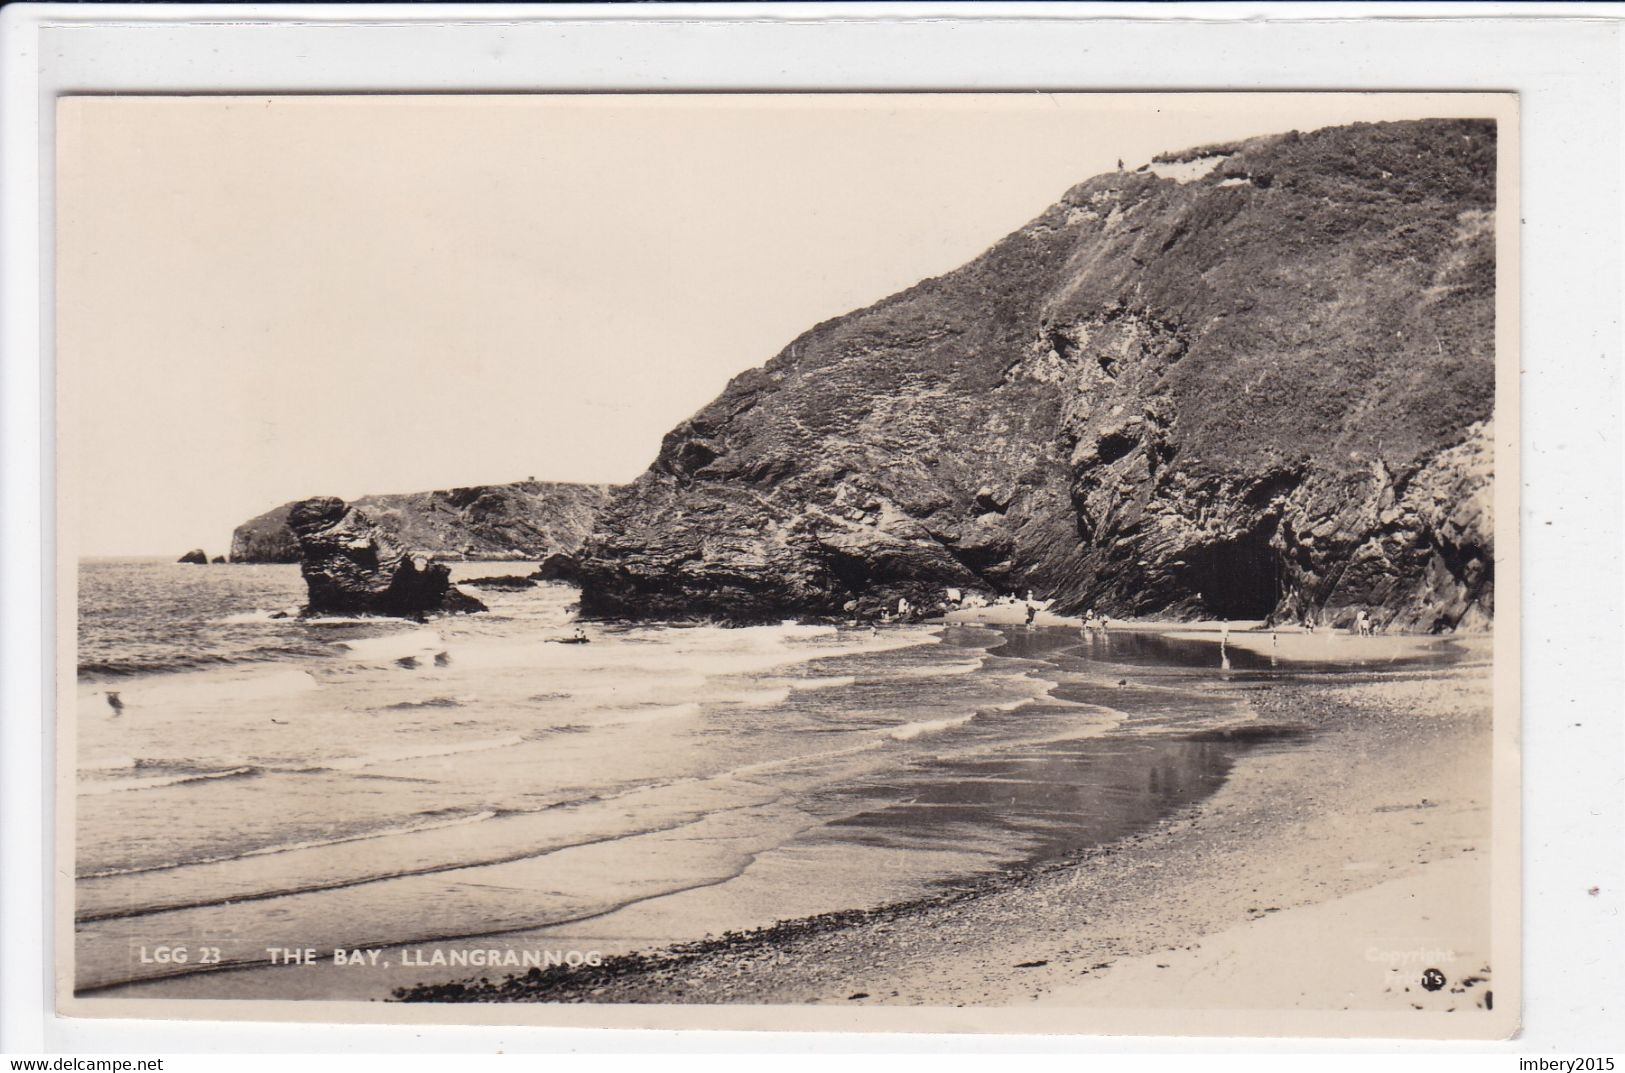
{"left": 396, "top": 639, "right": 1496, "bottom": 1024}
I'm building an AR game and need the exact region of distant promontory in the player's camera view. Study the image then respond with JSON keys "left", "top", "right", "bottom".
{"left": 230, "top": 481, "right": 616, "bottom": 564}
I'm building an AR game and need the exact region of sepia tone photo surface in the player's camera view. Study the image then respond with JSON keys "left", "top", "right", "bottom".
{"left": 55, "top": 93, "right": 1519, "bottom": 1037}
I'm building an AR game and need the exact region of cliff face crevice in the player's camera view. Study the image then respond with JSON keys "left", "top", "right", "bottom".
{"left": 564, "top": 119, "right": 1497, "bottom": 629}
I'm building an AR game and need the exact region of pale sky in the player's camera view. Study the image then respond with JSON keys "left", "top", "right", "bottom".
{"left": 57, "top": 93, "right": 1498, "bottom": 556}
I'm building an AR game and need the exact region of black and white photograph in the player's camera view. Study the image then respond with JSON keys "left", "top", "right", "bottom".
{"left": 54, "top": 92, "right": 1518, "bottom": 1037}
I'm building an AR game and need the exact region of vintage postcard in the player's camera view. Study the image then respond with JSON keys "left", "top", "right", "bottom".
{"left": 55, "top": 92, "right": 1519, "bottom": 1037}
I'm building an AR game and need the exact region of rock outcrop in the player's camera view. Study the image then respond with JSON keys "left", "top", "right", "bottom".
{"left": 460, "top": 574, "right": 540, "bottom": 590}
{"left": 287, "top": 496, "right": 487, "bottom": 618}
{"left": 177, "top": 549, "right": 208, "bottom": 565}
{"left": 229, "top": 508, "right": 302, "bottom": 563}
{"left": 563, "top": 119, "right": 1497, "bottom": 630}
{"left": 231, "top": 481, "right": 616, "bottom": 564}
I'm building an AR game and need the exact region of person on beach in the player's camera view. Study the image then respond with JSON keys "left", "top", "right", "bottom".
{"left": 1023, "top": 590, "right": 1039, "bottom": 627}
{"left": 897, "top": 596, "right": 912, "bottom": 622}
{"left": 1355, "top": 608, "right": 1371, "bottom": 637}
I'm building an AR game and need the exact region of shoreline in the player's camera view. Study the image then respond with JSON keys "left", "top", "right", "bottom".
{"left": 944, "top": 605, "right": 1488, "bottom": 667}
{"left": 78, "top": 613, "right": 1492, "bottom": 1016}
{"left": 393, "top": 647, "right": 1493, "bottom": 1014}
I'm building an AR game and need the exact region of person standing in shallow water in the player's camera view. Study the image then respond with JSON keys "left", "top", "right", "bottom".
{"left": 1024, "top": 590, "right": 1039, "bottom": 628}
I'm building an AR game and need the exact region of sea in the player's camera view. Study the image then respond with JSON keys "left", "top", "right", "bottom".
{"left": 71, "top": 557, "right": 1459, "bottom": 1000}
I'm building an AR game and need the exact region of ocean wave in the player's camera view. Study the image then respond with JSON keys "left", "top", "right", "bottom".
{"left": 77, "top": 809, "right": 500, "bottom": 880}
{"left": 787, "top": 675, "right": 856, "bottom": 692}
{"left": 600, "top": 702, "right": 703, "bottom": 725}
{"left": 303, "top": 615, "right": 402, "bottom": 627}
{"left": 893, "top": 657, "right": 986, "bottom": 678}
{"left": 884, "top": 712, "right": 977, "bottom": 741}
{"left": 722, "top": 687, "right": 792, "bottom": 709}
{"left": 317, "top": 735, "right": 526, "bottom": 771}
{"left": 761, "top": 622, "right": 839, "bottom": 640}
{"left": 73, "top": 796, "right": 757, "bottom": 929}
{"left": 79, "top": 766, "right": 256, "bottom": 796}
{"left": 216, "top": 608, "right": 299, "bottom": 625}
{"left": 981, "top": 675, "right": 1062, "bottom": 714}
{"left": 78, "top": 646, "right": 323, "bottom": 679}
{"left": 721, "top": 739, "right": 882, "bottom": 779}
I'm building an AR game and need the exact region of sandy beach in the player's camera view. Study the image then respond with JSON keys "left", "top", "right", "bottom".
{"left": 395, "top": 628, "right": 1497, "bottom": 1028}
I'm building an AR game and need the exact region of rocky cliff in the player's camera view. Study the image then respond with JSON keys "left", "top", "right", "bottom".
{"left": 564, "top": 119, "right": 1498, "bottom": 630}
{"left": 231, "top": 481, "right": 616, "bottom": 564}
{"left": 288, "top": 497, "right": 486, "bottom": 618}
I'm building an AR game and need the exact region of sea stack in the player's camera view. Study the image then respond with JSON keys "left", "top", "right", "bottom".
{"left": 286, "top": 496, "right": 487, "bottom": 618}
{"left": 562, "top": 119, "right": 1496, "bottom": 631}
{"left": 176, "top": 548, "right": 208, "bottom": 564}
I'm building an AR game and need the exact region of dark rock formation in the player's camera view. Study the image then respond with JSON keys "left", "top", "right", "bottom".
{"left": 230, "top": 481, "right": 616, "bottom": 564}
{"left": 210, "top": 555, "right": 226, "bottom": 564}
{"left": 287, "top": 496, "right": 487, "bottom": 618}
{"left": 438, "top": 586, "right": 491, "bottom": 615}
{"left": 532, "top": 552, "right": 578, "bottom": 583}
{"left": 564, "top": 119, "right": 1497, "bottom": 630}
{"left": 177, "top": 549, "right": 208, "bottom": 564}
{"left": 461, "top": 574, "right": 540, "bottom": 590}
{"left": 229, "top": 505, "right": 302, "bottom": 563}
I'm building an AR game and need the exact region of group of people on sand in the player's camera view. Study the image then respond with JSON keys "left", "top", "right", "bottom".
{"left": 1219, "top": 607, "right": 1378, "bottom": 639}
{"left": 1315, "top": 605, "right": 1383, "bottom": 636}
{"left": 553, "top": 600, "right": 1380, "bottom": 641}
{"left": 1020, "top": 591, "right": 1110, "bottom": 633}
{"left": 862, "top": 587, "right": 1066, "bottom": 627}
